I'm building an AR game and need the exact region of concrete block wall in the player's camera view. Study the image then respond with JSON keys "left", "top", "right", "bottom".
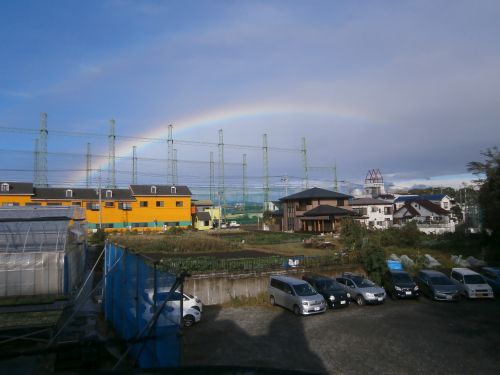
{"left": 184, "top": 264, "right": 364, "bottom": 305}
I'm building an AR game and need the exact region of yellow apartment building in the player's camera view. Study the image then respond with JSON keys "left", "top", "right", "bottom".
{"left": 0, "top": 182, "right": 192, "bottom": 230}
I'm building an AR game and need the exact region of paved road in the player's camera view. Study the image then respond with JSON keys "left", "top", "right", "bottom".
{"left": 182, "top": 297, "right": 500, "bottom": 374}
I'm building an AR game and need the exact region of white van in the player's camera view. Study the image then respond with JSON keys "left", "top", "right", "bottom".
{"left": 450, "top": 267, "right": 494, "bottom": 299}
{"left": 268, "top": 275, "right": 326, "bottom": 315}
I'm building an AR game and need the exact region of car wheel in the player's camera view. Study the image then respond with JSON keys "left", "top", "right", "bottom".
{"left": 270, "top": 295, "right": 275, "bottom": 306}
{"left": 293, "top": 305, "right": 301, "bottom": 316}
{"left": 356, "top": 295, "right": 365, "bottom": 306}
{"left": 183, "top": 315, "right": 195, "bottom": 327}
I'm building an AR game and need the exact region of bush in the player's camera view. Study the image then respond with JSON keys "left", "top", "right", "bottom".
{"left": 360, "top": 244, "right": 387, "bottom": 285}
{"left": 89, "top": 229, "right": 106, "bottom": 248}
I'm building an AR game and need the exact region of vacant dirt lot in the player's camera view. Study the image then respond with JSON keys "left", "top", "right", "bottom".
{"left": 183, "top": 297, "right": 500, "bottom": 374}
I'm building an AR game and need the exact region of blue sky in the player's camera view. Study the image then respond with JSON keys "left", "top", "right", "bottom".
{"left": 1, "top": 1, "right": 500, "bottom": 196}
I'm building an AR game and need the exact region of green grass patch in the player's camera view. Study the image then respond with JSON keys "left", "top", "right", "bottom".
{"left": 222, "top": 292, "right": 270, "bottom": 308}
{"left": 0, "top": 310, "right": 62, "bottom": 329}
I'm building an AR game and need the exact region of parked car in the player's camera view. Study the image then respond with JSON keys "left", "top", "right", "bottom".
{"left": 479, "top": 266, "right": 500, "bottom": 295}
{"left": 182, "top": 307, "right": 202, "bottom": 327}
{"left": 302, "top": 274, "right": 350, "bottom": 308}
{"left": 414, "top": 270, "right": 460, "bottom": 301}
{"left": 450, "top": 267, "right": 494, "bottom": 299}
{"left": 268, "top": 275, "right": 326, "bottom": 315}
{"left": 229, "top": 220, "right": 240, "bottom": 228}
{"left": 382, "top": 270, "right": 419, "bottom": 300}
{"left": 152, "top": 290, "right": 203, "bottom": 312}
{"left": 336, "top": 273, "right": 386, "bottom": 305}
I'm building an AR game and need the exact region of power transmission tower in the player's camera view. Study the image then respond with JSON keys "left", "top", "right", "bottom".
{"left": 301, "top": 137, "right": 308, "bottom": 190}
{"left": 281, "top": 175, "right": 289, "bottom": 197}
{"left": 209, "top": 151, "right": 214, "bottom": 201}
{"left": 173, "top": 148, "right": 178, "bottom": 185}
{"left": 242, "top": 153, "right": 247, "bottom": 206}
{"left": 33, "top": 139, "right": 39, "bottom": 185}
{"left": 107, "top": 118, "right": 116, "bottom": 188}
{"left": 86, "top": 143, "right": 92, "bottom": 188}
{"left": 263, "top": 134, "right": 269, "bottom": 211}
{"left": 132, "top": 145, "right": 137, "bottom": 185}
{"left": 218, "top": 129, "right": 225, "bottom": 207}
{"left": 167, "top": 124, "right": 174, "bottom": 184}
{"left": 35, "top": 113, "right": 48, "bottom": 187}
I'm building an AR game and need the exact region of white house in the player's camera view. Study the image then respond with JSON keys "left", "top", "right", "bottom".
{"left": 393, "top": 199, "right": 454, "bottom": 234}
{"left": 350, "top": 198, "right": 393, "bottom": 229}
{"left": 394, "top": 194, "right": 452, "bottom": 211}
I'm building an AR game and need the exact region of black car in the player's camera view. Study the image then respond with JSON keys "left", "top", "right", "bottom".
{"left": 383, "top": 270, "right": 419, "bottom": 300}
{"left": 302, "top": 274, "right": 350, "bottom": 308}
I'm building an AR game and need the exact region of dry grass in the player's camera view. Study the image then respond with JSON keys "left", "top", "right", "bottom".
{"left": 221, "top": 292, "right": 271, "bottom": 308}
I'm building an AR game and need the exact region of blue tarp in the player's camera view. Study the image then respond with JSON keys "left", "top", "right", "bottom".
{"left": 386, "top": 260, "right": 403, "bottom": 270}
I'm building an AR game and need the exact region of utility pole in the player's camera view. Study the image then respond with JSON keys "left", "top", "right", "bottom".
{"left": 301, "top": 137, "right": 308, "bottom": 190}
{"left": 167, "top": 124, "right": 174, "bottom": 184}
{"left": 98, "top": 169, "right": 102, "bottom": 229}
{"left": 263, "top": 134, "right": 269, "bottom": 211}
{"left": 281, "top": 175, "right": 289, "bottom": 197}
{"left": 333, "top": 162, "right": 338, "bottom": 192}
{"left": 86, "top": 143, "right": 92, "bottom": 188}
{"left": 107, "top": 119, "right": 116, "bottom": 188}
{"left": 33, "top": 139, "right": 39, "bottom": 185}
{"left": 132, "top": 146, "right": 137, "bottom": 185}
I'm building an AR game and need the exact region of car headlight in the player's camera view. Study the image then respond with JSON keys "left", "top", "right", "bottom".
{"left": 395, "top": 286, "right": 402, "bottom": 291}
{"left": 347, "top": 293, "right": 351, "bottom": 298}
{"left": 414, "top": 285, "right": 419, "bottom": 291}
{"left": 365, "top": 293, "right": 375, "bottom": 298}
{"left": 329, "top": 295, "right": 335, "bottom": 301}
{"left": 302, "top": 301, "right": 308, "bottom": 306}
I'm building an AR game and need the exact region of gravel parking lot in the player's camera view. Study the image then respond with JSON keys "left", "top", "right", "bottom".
{"left": 183, "top": 297, "right": 500, "bottom": 374}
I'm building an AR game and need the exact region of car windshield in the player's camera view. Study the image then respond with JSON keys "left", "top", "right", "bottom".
{"left": 352, "top": 276, "right": 375, "bottom": 288}
{"left": 293, "top": 283, "right": 318, "bottom": 296}
{"left": 392, "top": 273, "right": 413, "bottom": 283}
{"left": 464, "top": 274, "right": 486, "bottom": 284}
{"left": 430, "top": 276, "right": 454, "bottom": 285}
{"left": 317, "top": 280, "right": 344, "bottom": 292}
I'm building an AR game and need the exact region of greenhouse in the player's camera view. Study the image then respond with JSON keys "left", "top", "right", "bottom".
{"left": 0, "top": 206, "right": 87, "bottom": 297}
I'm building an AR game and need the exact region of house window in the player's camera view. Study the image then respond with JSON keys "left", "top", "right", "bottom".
{"left": 140, "top": 201, "right": 148, "bottom": 207}
{"left": 384, "top": 207, "right": 392, "bottom": 215}
{"left": 371, "top": 207, "right": 378, "bottom": 213}
{"left": 105, "top": 190, "right": 113, "bottom": 198}
{"left": 87, "top": 202, "right": 100, "bottom": 211}
{"left": 1, "top": 183, "right": 9, "bottom": 192}
{"left": 337, "top": 199, "right": 344, "bottom": 207}
{"left": 25, "top": 202, "right": 41, "bottom": 206}
{"left": 151, "top": 186, "right": 157, "bottom": 194}
{"left": 119, "top": 202, "right": 132, "bottom": 210}
{"left": 176, "top": 201, "right": 183, "bottom": 207}
{"left": 171, "top": 186, "right": 177, "bottom": 194}
{"left": 47, "top": 202, "right": 62, "bottom": 206}
{"left": 65, "top": 189, "right": 73, "bottom": 198}
{"left": 444, "top": 202, "right": 449, "bottom": 209}
{"left": 156, "top": 201, "right": 164, "bottom": 207}
{"left": 71, "top": 202, "right": 82, "bottom": 206}
{"left": 105, "top": 202, "right": 114, "bottom": 208}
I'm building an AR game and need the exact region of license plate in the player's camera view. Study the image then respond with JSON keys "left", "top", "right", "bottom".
{"left": 340, "top": 300, "right": 346, "bottom": 305}
{"left": 377, "top": 297, "right": 383, "bottom": 301}
{"left": 446, "top": 295, "right": 452, "bottom": 300}
{"left": 314, "top": 306, "right": 320, "bottom": 311}
{"left": 405, "top": 291, "right": 412, "bottom": 295}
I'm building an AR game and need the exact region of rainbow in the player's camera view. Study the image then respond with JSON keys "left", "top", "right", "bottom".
{"left": 71, "top": 101, "right": 375, "bottom": 184}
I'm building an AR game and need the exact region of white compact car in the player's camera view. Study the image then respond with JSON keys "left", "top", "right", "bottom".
{"left": 450, "top": 267, "right": 494, "bottom": 299}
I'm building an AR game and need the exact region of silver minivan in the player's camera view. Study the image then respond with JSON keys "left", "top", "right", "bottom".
{"left": 268, "top": 275, "right": 326, "bottom": 315}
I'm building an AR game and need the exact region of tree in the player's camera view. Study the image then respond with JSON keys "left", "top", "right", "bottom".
{"left": 360, "top": 244, "right": 387, "bottom": 285}
{"left": 339, "top": 217, "right": 366, "bottom": 251}
{"left": 467, "top": 147, "right": 500, "bottom": 235}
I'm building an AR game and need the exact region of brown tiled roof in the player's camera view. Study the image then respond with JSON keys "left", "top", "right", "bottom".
{"left": 130, "top": 185, "right": 191, "bottom": 196}
{"left": 33, "top": 188, "right": 134, "bottom": 201}
{"left": 280, "top": 187, "right": 351, "bottom": 201}
{"left": 303, "top": 205, "right": 358, "bottom": 217}
{"left": 411, "top": 200, "right": 449, "bottom": 216}
{"left": 0, "top": 182, "right": 34, "bottom": 195}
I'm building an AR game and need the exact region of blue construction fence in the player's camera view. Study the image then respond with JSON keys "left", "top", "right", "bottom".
{"left": 104, "top": 242, "right": 181, "bottom": 368}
